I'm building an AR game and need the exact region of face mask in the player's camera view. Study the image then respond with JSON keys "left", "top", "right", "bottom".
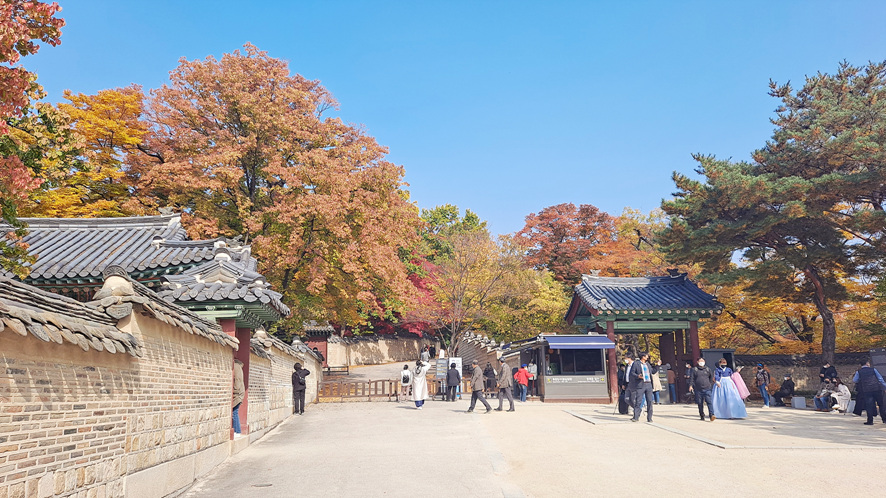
{"left": 784, "top": 377, "right": 790, "bottom": 381}
{"left": 697, "top": 362, "right": 705, "bottom": 367}
{"left": 720, "top": 364, "right": 727, "bottom": 368}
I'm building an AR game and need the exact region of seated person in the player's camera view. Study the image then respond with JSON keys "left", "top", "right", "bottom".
{"left": 773, "top": 374, "right": 795, "bottom": 406}
{"left": 829, "top": 377, "right": 851, "bottom": 412}
{"left": 813, "top": 379, "right": 834, "bottom": 411}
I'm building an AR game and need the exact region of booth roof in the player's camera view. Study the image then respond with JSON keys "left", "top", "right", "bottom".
{"left": 573, "top": 273, "right": 722, "bottom": 312}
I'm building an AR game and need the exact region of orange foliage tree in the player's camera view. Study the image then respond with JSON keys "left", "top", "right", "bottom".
{"left": 127, "top": 44, "right": 420, "bottom": 329}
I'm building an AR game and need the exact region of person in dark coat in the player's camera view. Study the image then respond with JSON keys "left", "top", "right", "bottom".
{"left": 852, "top": 360, "right": 886, "bottom": 425}
{"left": 773, "top": 374, "right": 795, "bottom": 406}
{"left": 446, "top": 363, "right": 461, "bottom": 401}
{"left": 629, "top": 352, "right": 654, "bottom": 423}
{"left": 689, "top": 358, "right": 716, "bottom": 421}
{"left": 617, "top": 364, "right": 629, "bottom": 414}
{"left": 495, "top": 358, "right": 515, "bottom": 412}
{"left": 820, "top": 362, "right": 838, "bottom": 383}
{"left": 483, "top": 362, "right": 496, "bottom": 393}
{"left": 292, "top": 363, "right": 311, "bottom": 415}
{"left": 467, "top": 360, "right": 492, "bottom": 413}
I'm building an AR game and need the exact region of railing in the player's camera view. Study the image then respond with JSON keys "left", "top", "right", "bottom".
{"left": 318, "top": 378, "right": 476, "bottom": 402}
{"left": 319, "top": 379, "right": 399, "bottom": 402}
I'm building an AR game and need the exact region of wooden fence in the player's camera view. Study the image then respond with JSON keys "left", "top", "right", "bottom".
{"left": 318, "top": 378, "right": 476, "bottom": 402}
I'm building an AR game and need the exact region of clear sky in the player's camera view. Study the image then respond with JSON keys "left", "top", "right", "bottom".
{"left": 24, "top": 0, "right": 886, "bottom": 235}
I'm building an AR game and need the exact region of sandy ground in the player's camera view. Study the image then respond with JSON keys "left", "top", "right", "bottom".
{"left": 180, "top": 396, "right": 886, "bottom": 498}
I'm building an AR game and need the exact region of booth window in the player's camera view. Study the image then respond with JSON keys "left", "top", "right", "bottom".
{"left": 548, "top": 349, "right": 603, "bottom": 374}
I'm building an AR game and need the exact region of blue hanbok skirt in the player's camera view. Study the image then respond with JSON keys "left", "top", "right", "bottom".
{"left": 712, "top": 376, "right": 747, "bottom": 419}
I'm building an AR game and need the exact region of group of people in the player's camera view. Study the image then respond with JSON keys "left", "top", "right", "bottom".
{"left": 399, "top": 356, "right": 532, "bottom": 413}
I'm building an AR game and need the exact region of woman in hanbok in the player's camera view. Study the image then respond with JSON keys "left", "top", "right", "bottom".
{"left": 712, "top": 359, "right": 747, "bottom": 419}
{"left": 411, "top": 360, "right": 431, "bottom": 409}
{"left": 731, "top": 366, "right": 751, "bottom": 400}
{"left": 830, "top": 377, "right": 852, "bottom": 412}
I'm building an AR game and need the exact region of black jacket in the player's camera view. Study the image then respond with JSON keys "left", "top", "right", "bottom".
{"left": 819, "top": 365, "right": 838, "bottom": 381}
{"left": 446, "top": 367, "right": 461, "bottom": 387}
{"left": 292, "top": 369, "right": 310, "bottom": 391}
{"left": 776, "top": 379, "right": 795, "bottom": 395}
{"left": 689, "top": 366, "right": 715, "bottom": 391}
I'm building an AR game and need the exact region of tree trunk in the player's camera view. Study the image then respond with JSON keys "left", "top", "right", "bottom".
{"left": 804, "top": 265, "right": 836, "bottom": 365}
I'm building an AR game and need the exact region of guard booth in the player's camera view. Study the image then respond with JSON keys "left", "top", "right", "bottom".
{"left": 498, "top": 335, "right": 615, "bottom": 403}
{"left": 565, "top": 272, "right": 724, "bottom": 402}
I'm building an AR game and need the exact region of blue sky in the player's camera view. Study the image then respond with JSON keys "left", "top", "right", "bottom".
{"left": 25, "top": 1, "right": 886, "bottom": 235}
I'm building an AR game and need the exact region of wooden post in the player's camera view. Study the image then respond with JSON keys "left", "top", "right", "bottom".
{"left": 689, "top": 321, "right": 701, "bottom": 365}
{"left": 674, "top": 329, "right": 686, "bottom": 401}
{"left": 606, "top": 320, "right": 618, "bottom": 403}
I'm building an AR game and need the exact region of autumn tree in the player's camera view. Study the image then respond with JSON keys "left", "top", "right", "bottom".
{"left": 661, "top": 61, "right": 886, "bottom": 365}
{"left": 516, "top": 203, "right": 617, "bottom": 284}
{"left": 419, "top": 204, "right": 486, "bottom": 262}
{"left": 22, "top": 86, "right": 146, "bottom": 217}
{"left": 0, "top": 0, "right": 65, "bottom": 276}
{"left": 427, "top": 231, "right": 532, "bottom": 349}
{"left": 128, "top": 44, "right": 420, "bottom": 329}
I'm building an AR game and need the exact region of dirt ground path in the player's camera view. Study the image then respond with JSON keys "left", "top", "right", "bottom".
{"left": 181, "top": 398, "right": 886, "bottom": 497}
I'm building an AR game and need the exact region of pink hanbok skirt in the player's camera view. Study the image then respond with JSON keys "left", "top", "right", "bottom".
{"left": 732, "top": 372, "right": 751, "bottom": 400}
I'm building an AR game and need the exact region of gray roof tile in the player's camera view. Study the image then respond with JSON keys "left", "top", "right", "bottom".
{"left": 0, "top": 277, "right": 142, "bottom": 356}
{"left": 573, "top": 273, "right": 722, "bottom": 312}
{"left": 5, "top": 215, "right": 248, "bottom": 281}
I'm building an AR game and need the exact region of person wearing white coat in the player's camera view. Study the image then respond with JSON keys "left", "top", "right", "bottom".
{"left": 411, "top": 360, "right": 431, "bottom": 409}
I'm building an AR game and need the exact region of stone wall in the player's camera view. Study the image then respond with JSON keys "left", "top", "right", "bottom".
{"left": 1, "top": 311, "right": 317, "bottom": 497}
{"left": 735, "top": 352, "right": 870, "bottom": 394}
{"left": 325, "top": 335, "right": 440, "bottom": 366}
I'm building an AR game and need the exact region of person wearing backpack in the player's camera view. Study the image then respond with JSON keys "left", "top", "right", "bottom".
{"left": 292, "top": 363, "right": 311, "bottom": 415}
{"left": 399, "top": 364, "right": 413, "bottom": 402}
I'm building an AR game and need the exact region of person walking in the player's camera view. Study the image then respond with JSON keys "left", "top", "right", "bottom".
{"left": 412, "top": 360, "right": 431, "bottom": 410}
{"left": 446, "top": 362, "right": 461, "bottom": 402}
{"left": 852, "top": 360, "right": 886, "bottom": 425}
{"left": 689, "top": 357, "right": 716, "bottom": 421}
{"left": 754, "top": 363, "right": 771, "bottom": 408}
{"left": 514, "top": 364, "right": 531, "bottom": 402}
{"left": 232, "top": 358, "right": 245, "bottom": 436}
{"left": 712, "top": 359, "right": 747, "bottom": 419}
{"left": 399, "top": 364, "right": 413, "bottom": 402}
{"left": 623, "top": 357, "right": 635, "bottom": 409}
{"left": 666, "top": 364, "right": 677, "bottom": 404}
{"left": 429, "top": 345, "right": 437, "bottom": 360}
{"left": 292, "top": 363, "right": 310, "bottom": 415}
{"left": 467, "top": 360, "right": 492, "bottom": 413}
{"left": 496, "top": 357, "right": 515, "bottom": 412}
{"left": 629, "top": 352, "right": 654, "bottom": 423}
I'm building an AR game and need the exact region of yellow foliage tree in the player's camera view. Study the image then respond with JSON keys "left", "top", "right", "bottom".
{"left": 22, "top": 86, "right": 146, "bottom": 217}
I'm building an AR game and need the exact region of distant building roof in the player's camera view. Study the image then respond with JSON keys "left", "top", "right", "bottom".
{"left": 8, "top": 215, "right": 246, "bottom": 284}
{"left": 572, "top": 273, "right": 722, "bottom": 312}
{"left": 0, "top": 276, "right": 142, "bottom": 356}
{"left": 303, "top": 320, "right": 335, "bottom": 336}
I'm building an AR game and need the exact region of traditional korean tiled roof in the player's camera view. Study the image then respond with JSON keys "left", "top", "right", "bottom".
{"left": 90, "top": 266, "right": 237, "bottom": 349}
{"left": 8, "top": 214, "right": 248, "bottom": 283}
{"left": 303, "top": 320, "right": 335, "bottom": 336}
{"left": 573, "top": 273, "right": 723, "bottom": 312}
{"left": 0, "top": 276, "right": 142, "bottom": 356}
{"left": 157, "top": 251, "right": 290, "bottom": 322}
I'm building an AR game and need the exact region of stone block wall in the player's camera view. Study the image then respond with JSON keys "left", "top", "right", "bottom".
{"left": 325, "top": 335, "right": 440, "bottom": 366}
{"left": 0, "top": 310, "right": 317, "bottom": 498}
{"left": 735, "top": 352, "right": 870, "bottom": 394}
{"left": 0, "top": 332, "right": 133, "bottom": 498}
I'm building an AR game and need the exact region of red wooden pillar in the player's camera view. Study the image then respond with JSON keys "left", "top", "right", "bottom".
{"left": 606, "top": 321, "right": 618, "bottom": 403}
{"left": 235, "top": 327, "right": 251, "bottom": 434}
{"left": 689, "top": 320, "right": 701, "bottom": 364}
{"left": 675, "top": 329, "right": 686, "bottom": 401}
